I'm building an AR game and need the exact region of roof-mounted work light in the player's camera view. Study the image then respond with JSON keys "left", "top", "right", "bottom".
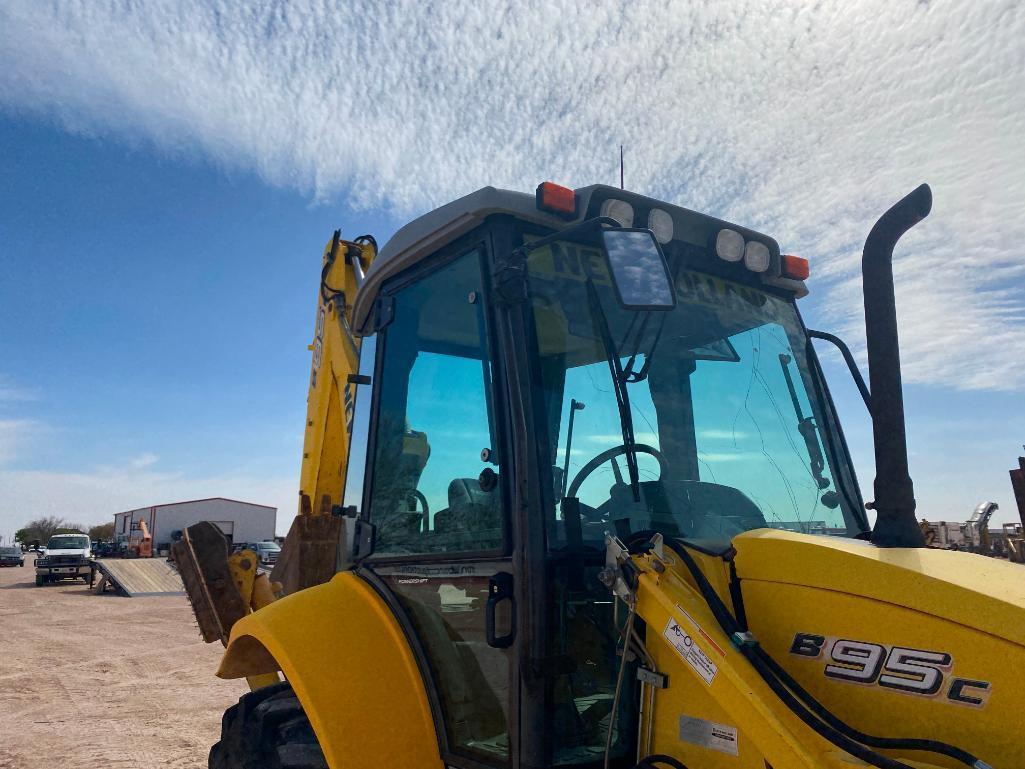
{"left": 744, "top": 241, "right": 771, "bottom": 273}
{"left": 599, "top": 198, "right": 634, "bottom": 228}
{"left": 715, "top": 228, "right": 745, "bottom": 262}
{"left": 647, "top": 208, "right": 673, "bottom": 244}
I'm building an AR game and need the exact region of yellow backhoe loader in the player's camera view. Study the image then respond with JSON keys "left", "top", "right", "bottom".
{"left": 176, "top": 182, "right": 1024, "bottom": 769}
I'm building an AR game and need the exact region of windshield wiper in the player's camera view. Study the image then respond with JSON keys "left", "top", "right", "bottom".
{"left": 778, "top": 353, "right": 830, "bottom": 491}
{"left": 586, "top": 279, "right": 641, "bottom": 501}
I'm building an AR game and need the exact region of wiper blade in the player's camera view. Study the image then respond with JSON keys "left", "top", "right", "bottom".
{"left": 586, "top": 279, "right": 641, "bottom": 501}
{"left": 778, "top": 353, "right": 830, "bottom": 491}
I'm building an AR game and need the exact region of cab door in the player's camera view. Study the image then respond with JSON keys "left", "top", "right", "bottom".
{"left": 350, "top": 243, "right": 517, "bottom": 767}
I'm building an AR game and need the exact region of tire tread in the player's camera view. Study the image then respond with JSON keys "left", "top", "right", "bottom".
{"left": 208, "top": 683, "right": 327, "bottom": 769}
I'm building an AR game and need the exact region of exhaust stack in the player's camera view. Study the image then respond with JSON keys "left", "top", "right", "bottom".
{"left": 863, "top": 184, "right": 931, "bottom": 548}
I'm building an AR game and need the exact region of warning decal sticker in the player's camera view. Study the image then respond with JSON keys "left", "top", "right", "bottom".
{"left": 663, "top": 618, "right": 719, "bottom": 685}
{"left": 679, "top": 714, "right": 739, "bottom": 756}
{"left": 676, "top": 605, "right": 727, "bottom": 658}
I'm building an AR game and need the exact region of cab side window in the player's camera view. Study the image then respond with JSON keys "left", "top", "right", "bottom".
{"left": 368, "top": 249, "right": 503, "bottom": 556}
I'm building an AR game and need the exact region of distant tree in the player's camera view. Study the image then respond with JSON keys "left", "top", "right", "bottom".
{"left": 88, "top": 522, "right": 115, "bottom": 541}
{"left": 56, "top": 524, "right": 89, "bottom": 535}
{"left": 16, "top": 516, "right": 69, "bottom": 545}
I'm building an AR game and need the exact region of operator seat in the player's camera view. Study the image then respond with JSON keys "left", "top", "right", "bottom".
{"left": 433, "top": 477, "right": 501, "bottom": 547}
{"left": 654, "top": 480, "right": 767, "bottom": 540}
{"left": 372, "top": 426, "right": 431, "bottom": 550}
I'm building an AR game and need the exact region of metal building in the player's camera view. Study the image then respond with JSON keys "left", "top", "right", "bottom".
{"left": 113, "top": 497, "right": 277, "bottom": 554}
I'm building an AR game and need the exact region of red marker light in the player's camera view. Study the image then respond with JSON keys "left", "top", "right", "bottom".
{"left": 536, "top": 182, "right": 576, "bottom": 217}
{"left": 781, "top": 254, "right": 810, "bottom": 281}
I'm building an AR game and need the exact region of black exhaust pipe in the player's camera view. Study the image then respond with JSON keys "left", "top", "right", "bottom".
{"left": 863, "top": 184, "right": 931, "bottom": 548}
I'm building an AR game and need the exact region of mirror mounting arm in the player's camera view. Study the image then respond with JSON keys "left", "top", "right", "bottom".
{"left": 514, "top": 216, "right": 622, "bottom": 257}
{"left": 807, "top": 330, "right": 871, "bottom": 410}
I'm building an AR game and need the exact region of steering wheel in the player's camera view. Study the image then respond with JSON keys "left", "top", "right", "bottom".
{"left": 566, "top": 443, "right": 668, "bottom": 502}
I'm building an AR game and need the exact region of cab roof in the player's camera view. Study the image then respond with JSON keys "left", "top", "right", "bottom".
{"left": 351, "top": 184, "right": 805, "bottom": 334}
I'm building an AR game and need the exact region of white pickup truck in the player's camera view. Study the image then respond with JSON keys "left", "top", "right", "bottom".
{"left": 34, "top": 533, "right": 92, "bottom": 586}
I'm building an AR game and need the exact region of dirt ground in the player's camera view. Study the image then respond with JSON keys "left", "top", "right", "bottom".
{"left": 0, "top": 560, "right": 246, "bottom": 769}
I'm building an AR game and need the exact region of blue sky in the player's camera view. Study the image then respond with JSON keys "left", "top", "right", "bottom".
{"left": 0, "top": 115, "right": 392, "bottom": 536}
{"left": 1, "top": 1, "right": 1023, "bottom": 538}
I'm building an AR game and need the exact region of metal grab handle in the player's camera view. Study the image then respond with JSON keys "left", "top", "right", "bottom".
{"left": 485, "top": 572, "right": 516, "bottom": 649}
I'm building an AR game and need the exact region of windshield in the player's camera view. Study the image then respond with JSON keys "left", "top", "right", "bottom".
{"left": 257, "top": 542, "right": 280, "bottom": 551}
{"left": 0, "top": 547, "right": 19, "bottom": 555}
{"left": 47, "top": 535, "right": 89, "bottom": 550}
{"left": 526, "top": 238, "right": 866, "bottom": 549}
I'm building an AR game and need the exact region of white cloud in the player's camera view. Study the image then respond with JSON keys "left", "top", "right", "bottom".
{"left": 698, "top": 429, "right": 750, "bottom": 442}
{"left": 129, "top": 452, "right": 159, "bottom": 469}
{"left": 0, "top": 418, "right": 39, "bottom": 464}
{"left": 0, "top": 375, "right": 36, "bottom": 403}
{"left": 0, "top": 1, "right": 1022, "bottom": 390}
{"left": 585, "top": 432, "right": 660, "bottom": 446}
{"left": 697, "top": 452, "right": 751, "bottom": 463}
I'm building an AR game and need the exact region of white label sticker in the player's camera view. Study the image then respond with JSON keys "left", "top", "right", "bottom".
{"left": 676, "top": 604, "right": 727, "bottom": 658}
{"left": 679, "top": 714, "right": 739, "bottom": 756}
{"left": 663, "top": 618, "right": 719, "bottom": 685}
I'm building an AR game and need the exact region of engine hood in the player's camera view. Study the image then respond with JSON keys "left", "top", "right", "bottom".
{"left": 732, "top": 529, "right": 1025, "bottom": 647}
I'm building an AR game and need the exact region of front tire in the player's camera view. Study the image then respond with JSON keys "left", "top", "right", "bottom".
{"left": 35, "top": 575, "right": 44, "bottom": 586}
{"left": 209, "top": 682, "right": 327, "bottom": 769}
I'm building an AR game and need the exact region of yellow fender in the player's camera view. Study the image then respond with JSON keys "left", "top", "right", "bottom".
{"left": 217, "top": 571, "right": 443, "bottom": 769}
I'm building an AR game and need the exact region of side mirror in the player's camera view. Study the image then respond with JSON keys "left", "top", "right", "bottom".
{"left": 601, "top": 228, "right": 676, "bottom": 310}
{"left": 351, "top": 517, "right": 376, "bottom": 561}
{"left": 335, "top": 513, "right": 360, "bottom": 570}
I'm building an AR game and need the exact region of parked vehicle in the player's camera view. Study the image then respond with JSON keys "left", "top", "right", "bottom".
{"left": 34, "top": 533, "right": 92, "bottom": 586}
{"left": 0, "top": 546, "right": 25, "bottom": 567}
{"left": 254, "top": 540, "right": 281, "bottom": 567}
{"left": 94, "top": 541, "right": 117, "bottom": 558}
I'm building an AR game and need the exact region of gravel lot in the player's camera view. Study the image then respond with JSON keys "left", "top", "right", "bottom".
{"left": 0, "top": 559, "right": 246, "bottom": 769}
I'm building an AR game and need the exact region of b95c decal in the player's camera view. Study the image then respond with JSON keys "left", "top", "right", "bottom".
{"left": 789, "top": 633, "right": 991, "bottom": 707}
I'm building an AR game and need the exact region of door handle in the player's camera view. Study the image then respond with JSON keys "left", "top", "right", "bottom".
{"left": 486, "top": 571, "right": 516, "bottom": 649}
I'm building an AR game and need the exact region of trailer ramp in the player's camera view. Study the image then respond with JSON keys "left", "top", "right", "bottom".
{"left": 93, "top": 558, "right": 185, "bottom": 597}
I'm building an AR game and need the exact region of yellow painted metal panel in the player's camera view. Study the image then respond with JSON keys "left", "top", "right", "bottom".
{"left": 744, "top": 579, "right": 1025, "bottom": 767}
{"left": 634, "top": 546, "right": 965, "bottom": 768}
{"left": 219, "top": 571, "right": 443, "bottom": 769}
{"left": 732, "top": 528, "right": 1025, "bottom": 644}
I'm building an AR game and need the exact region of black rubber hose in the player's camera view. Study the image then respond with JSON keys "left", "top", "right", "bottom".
{"left": 753, "top": 646, "right": 979, "bottom": 765}
{"left": 627, "top": 534, "right": 911, "bottom": 769}
{"left": 626, "top": 532, "right": 985, "bottom": 768}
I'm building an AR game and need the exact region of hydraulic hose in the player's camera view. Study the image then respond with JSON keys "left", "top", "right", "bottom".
{"left": 626, "top": 532, "right": 989, "bottom": 769}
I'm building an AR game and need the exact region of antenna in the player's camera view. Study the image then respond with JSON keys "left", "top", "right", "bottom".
{"left": 620, "top": 145, "right": 624, "bottom": 190}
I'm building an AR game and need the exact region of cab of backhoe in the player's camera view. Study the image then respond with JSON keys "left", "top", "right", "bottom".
{"left": 337, "top": 183, "right": 870, "bottom": 768}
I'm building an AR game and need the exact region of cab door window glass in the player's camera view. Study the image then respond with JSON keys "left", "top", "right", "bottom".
{"left": 368, "top": 249, "right": 504, "bottom": 556}
{"left": 377, "top": 564, "right": 512, "bottom": 763}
